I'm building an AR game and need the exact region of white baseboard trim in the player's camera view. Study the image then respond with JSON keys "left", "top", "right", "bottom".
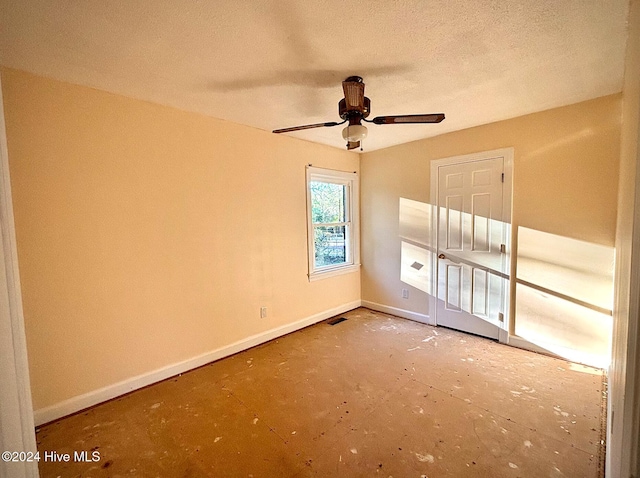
{"left": 506, "top": 334, "right": 560, "bottom": 358}
{"left": 361, "top": 300, "right": 434, "bottom": 325}
{"left": 498, "top": 328, "right": 509, "bottom": 344}
{"left": 33, "top": 300, "right": 362, "bottom": 426}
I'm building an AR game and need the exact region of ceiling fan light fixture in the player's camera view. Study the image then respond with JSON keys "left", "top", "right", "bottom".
{"left": 342, "top": 124, "right": 368, "bottom": 142}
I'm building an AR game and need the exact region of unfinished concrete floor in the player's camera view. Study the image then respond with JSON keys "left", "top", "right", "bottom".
{"left": 36, "top": 308, "right": 606, "bottom": 477}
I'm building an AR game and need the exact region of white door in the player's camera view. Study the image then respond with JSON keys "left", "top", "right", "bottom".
{"left": 435, "top": 157, "right": 506, "bottom": 339}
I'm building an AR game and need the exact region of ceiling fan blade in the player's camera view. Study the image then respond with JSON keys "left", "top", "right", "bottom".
{"left": 346, "top": 141, "right": 360, "bottom": 150}
{"left": 371, "top": 113, "right": 445, "bottom": 125}
{"left": 342, "top": 77, "right": 365, "bottom": 110}
{"left": 273, "top": 121, "right": 341, "bottom": 133}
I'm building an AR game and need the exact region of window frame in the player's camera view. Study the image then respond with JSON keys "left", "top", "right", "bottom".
{"left": 305, "top": 166, "right": 360, "bottom": 281}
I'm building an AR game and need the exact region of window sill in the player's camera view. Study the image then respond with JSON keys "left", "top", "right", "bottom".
{"left": 308, "top": 263, "right": 361, "bottom": 282}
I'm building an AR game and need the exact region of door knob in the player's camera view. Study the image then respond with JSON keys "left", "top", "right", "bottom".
{"left": 438, "top": 253, "right": 446, "bottom": 259}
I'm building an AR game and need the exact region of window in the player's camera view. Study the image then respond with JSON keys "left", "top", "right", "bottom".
{"left": 306, "top": 166, "right": 360, "bottom": 280}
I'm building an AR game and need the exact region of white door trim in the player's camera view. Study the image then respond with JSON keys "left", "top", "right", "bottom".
{"left": 607, "top": 73, "right": 640, "bottom": 477}
{"left": 626, "top": 108, "right": 640, "bottom": 478}
{"left": 0, "top": 73, "right": 39, "bottom": 477}
{"left": 429, "top": 148, "right": 514, "bottom": 342}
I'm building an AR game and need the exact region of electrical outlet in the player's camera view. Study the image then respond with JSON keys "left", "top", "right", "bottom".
{"left": 402, "top": 288, "right": 409, "bottom": 299}
{"left": 260, "top": 306, "right": 267, "bottom": 318}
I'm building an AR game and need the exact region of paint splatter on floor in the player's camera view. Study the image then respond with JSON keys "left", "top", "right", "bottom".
{"left": 415, "top": 453, "right": 435, "bottom": 463}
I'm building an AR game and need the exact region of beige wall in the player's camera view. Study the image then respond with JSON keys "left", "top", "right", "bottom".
{"left": 361, "top": 94, "right": 621, "bottom": 316}
{"left": 609, "top": 0, "right": 640, "bottom": 475}
{"left": 1, "top": 68, "right": 360, "bottom": 411}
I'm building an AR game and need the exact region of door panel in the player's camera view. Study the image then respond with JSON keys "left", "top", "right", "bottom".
{"left": 445, "top": 264, "right": 462, "bottom": 311}
{"left": 446, "top": 196, "right": 463, "bottom": 250}
{"left": 472, "top": 193, "right": 491, "bottom": 251}
{"left": 472, "top": 268, "right": 488, "bottom": 317}
{"left": 436, "top": 157, "right": 505, "bottom": 339}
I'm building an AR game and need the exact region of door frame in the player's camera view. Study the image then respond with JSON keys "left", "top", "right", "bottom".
{"left": 429, "top": 148, "right": 514, "bottom": 343}
{"left": 0, "top": 73, "right": 39, "bottom": 477}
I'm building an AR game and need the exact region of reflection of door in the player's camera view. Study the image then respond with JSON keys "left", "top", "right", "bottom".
{"left": 435, "top": 157, "right": 506, "bottom": 339}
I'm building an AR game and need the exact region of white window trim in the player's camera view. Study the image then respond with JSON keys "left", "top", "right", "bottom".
{"left": 306, "top": 166, "right": 360, "bottom": 281}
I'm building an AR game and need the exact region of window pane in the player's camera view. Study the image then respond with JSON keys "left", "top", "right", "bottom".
{"left": 310, "top": 181, "right": 346, "bottom": 224}
{"left": 314, "top": 225, "right": 347, "bottom": 267}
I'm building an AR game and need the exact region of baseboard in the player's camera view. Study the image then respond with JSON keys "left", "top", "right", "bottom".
{"left": 33, "top": 300, "right": 362, "bottom": 426}
{"left": 361, "top": 300, "right": 434, "bottom": 325}
{"left": 498, "top": 328, "right": 509, "bottom": 344}
{"left": 506, "top": 334, "right": 560, "bottom": 358}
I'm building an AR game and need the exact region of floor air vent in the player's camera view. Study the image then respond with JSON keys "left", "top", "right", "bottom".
{"left": 327, "top": 317, "right": 348, "bottom": 326}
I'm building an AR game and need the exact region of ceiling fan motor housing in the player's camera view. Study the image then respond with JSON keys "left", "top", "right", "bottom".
{"left": 339, "top": 76, "right": 370, "bottom": 120}
{"left": 339, "top": 97, "right": 370, "bottom": 120}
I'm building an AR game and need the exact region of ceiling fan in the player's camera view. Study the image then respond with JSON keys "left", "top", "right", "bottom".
{"left": 273, "top": 76, "right": 445, "bottom": 150}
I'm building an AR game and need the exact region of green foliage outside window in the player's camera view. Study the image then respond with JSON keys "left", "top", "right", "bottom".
{"left": 310, "top": 181, "right": 348, "bottom": 267}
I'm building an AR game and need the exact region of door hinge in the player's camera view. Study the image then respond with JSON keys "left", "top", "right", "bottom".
{"left": 500, "top": 244, "right": 506, "bottom": 254}
{"left": 501, "top": 173, "right": 505, "bottom": 183}
{"left": 498, "top": 312, "right": 504, "bottom": 323}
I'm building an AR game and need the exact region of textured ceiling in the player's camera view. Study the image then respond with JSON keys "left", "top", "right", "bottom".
{"left": 0, "top": 0, "right": 631, "bottom": 151}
